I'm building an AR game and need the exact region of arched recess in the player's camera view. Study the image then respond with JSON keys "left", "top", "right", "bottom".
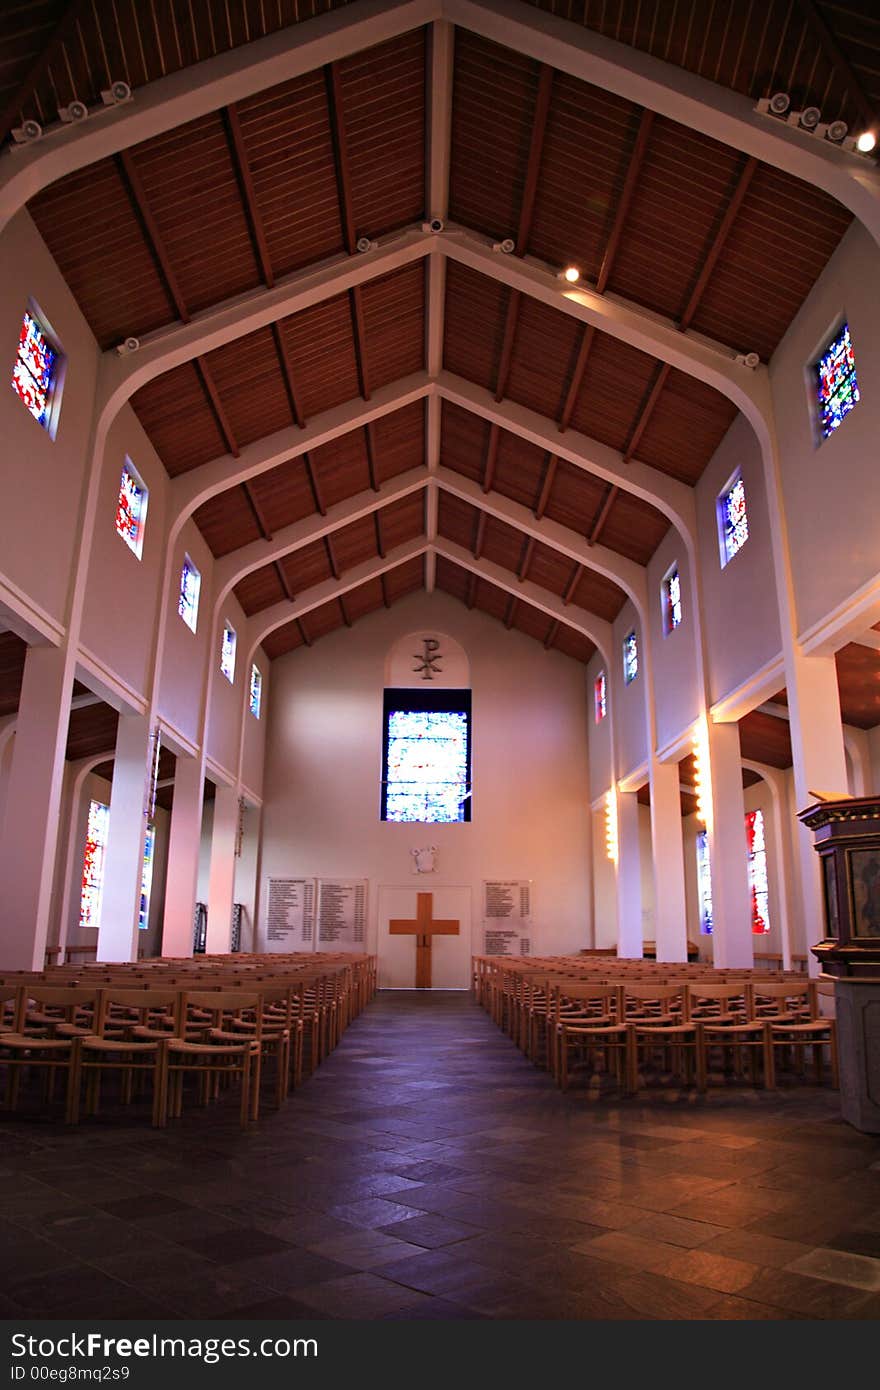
{"left": 741, "top": 758, "right": 797, "bottom": 972}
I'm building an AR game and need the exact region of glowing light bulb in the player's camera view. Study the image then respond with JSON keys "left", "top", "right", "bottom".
{"left": 563, "top": 266, "right": 580, "bottom": 284}
{"left": 857, "top": 130, "right": 877, "bottom": 153}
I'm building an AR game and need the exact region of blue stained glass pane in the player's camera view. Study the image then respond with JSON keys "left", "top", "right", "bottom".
{"left": 116, "top": 464, "right": 147, "bottom": 556}
{"left": 139, "top": 824, "right": 155, "bottom": 931}
{"left": 220, "top": 622, "right": 236, "bottom": 682}
{"left": 817, "top": 323, "right": 859, "bottom": 439}
{"left": 696, "top": 829, "right": 713, "bottom": 935}
{"left": 385, "top": 709, "right": 468, "bottom": 823}
{"left": 249, "top": 665, "right": 262, "bottom": 718}
{"left": 594, "top": 671, "right": 607, "bottom": 722}
{"left": 664, "top": 569, "right": 682, "bottom": 632}
{"left": 178, "top": 556, "right": 200, "bottom": 631}
{"left": 722, "top": 476, "right": 748, "bottom": 563}
{"left": 12, "top": 310, "right": 57, "bottom": 428}
{"left": 80, "top": 799, "right": 110, "bottom": 929}
{"left": 623, "top": 631, "right": 638, "bottom": 684}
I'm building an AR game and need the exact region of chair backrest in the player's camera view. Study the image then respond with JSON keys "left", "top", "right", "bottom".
{"left": 180, "top": 991, "right": 264, "bottom": 1040}
{"left": 623, "top": 983, "right": 689, "bottom": 1020}
{"left": 96, "top": 987, "right": 182, "bottom": 1035}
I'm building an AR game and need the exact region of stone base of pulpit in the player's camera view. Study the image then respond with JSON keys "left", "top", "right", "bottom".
{"left": 832, "top": 976, "right": 880, "bottom": 1134}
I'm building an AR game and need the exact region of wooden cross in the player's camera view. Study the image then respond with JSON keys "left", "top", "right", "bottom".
{"left": 389, "top": 892, "right": 460, "bottom": 988}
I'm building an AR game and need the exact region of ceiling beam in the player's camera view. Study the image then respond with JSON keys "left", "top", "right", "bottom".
{"left": 296, "top": 618, "right": 312, "bottom": 648}
{"left": 304, "top": 453, "right": 326, "bottom": 517}
{"left": 214, "top": 467, "right": 428, "bottom": 603}
{"left": 325, "top": 62, "right": 358, "bottom": 255}
{"left": 473, "top": 512, "right": 487, "bottom": 560}
{"left": 325, "top": 534, "right": 340, "bottom": 580}
{"left": 494, "top": 291, "right": 521, "bottom": 402}
{"left": 223, "top": 103, "right": 275, "bottom": 288}
{"left": 424, "top": 18, "right": 450, "bottom": 598}
{"left": 534, "top": 453, "right": 558, "bottom": 519}
{"left": 427, "top": 19, "right": 454, "bottom": 224}
{"left": 482, "top": 424, "right": 499, "bottom": 493}
{"left": 241, "top": 481, "right": 272, "bottom": 541}
{"left": 116, "top": 151, "right": 190, "bottom": 324}
{"left": 588, "top": 483, "right": 620, "bottom": 546}
{"left": 374, "top": 510, "right": 385, "bottom": 558}
{"left": 516, "top": 63, "right": 554, "bottom": 254}
{"left": 274, "top": 559, "right": 295, "bottom": 603}
{"left": 679, "top": 156, "right": 758, "bottom": 332}
{"left": 195, "top": 358, "right": 239, "bottom": 458}
{"left": 518, "top": 536, "right": 536, "bottom": 581}
{"left": 0, "top": 0, "right": 92, "bottom": 146}
{"left": 543, "top": 619, "right": 559, "bottom": 650}
{"left": 339, "top": 595, "right": 353, "bottom": 627}
{"left": 365, "top": 421, "right": 380, "bottom": 491}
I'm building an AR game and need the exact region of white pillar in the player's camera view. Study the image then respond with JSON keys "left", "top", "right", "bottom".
{"left": 0, "top": 644, "right": 73, "bottom": 969}
{"left": 233, "top": 802, "right": 262, "bottom": 952}
{"left": 787, "top": 650, "right": 849, "bottom": 975}
{"left": 706, "top": 720, "right": 753, "bottom": 968}
{"left": 648, "top": 760, "right": 689, "bottom": 962}
{"left": 97, "top": 714, "right": 153, "bottom": 962}
{"left": 161, "top": 753, "right": 204, "bottom": 957}
{"left": 206, "top": 785, "right": 238, "bottom": 953}
{"left": 616, "top": 790, "right": 643, "bottom": 958}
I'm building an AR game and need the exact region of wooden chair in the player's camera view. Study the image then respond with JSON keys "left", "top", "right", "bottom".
{"left": 553, "top": 983, "right": 632, "bottom": 1093}
{"left": 624, "top": 983, "right": 704, "bottom": 1093}
{"left": 689, "top": 982, "right": 768, "bottom": 1087}
{"left": 158, "top": 991, "right": 264, "bottom": 1128}
{"left": 0, "top": 986, "right": 98, "bottom": 1121}
{"left": 760, "top": 980, "right": 839, "bottom": 1089}
{"left": 70, "top": 988, "right": 181, "bottom": 1125}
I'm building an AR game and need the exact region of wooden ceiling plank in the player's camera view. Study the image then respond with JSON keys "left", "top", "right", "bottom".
{"left": 271, "top": 322, "right": 306, "bottom": 429}
{"left": 679, "top": 156, "right": 759, "bottom": 331}
{"left": 793, "top": 0, "right": 879, "bottom": 130}
{"left": 0, "top": 0, "right": 91, "bottom": 145}
{"left": 494, "top": 290, "right": 521, "bottom": 403}
{"left": 589, "top": 484, "right": 620, "bottom": 546}
{"left": 223, "top": 102, "right": 275, "bottom": 288}
{"left": 473, "top": 511, "right": 487, "bottom": 560}
{"left": 518, "top": 536, "right": 536, "bottom": 581}
{"left": 482, "top": 424, "right": 499, "bottom": 494}
{"left": 116, "top": 150, "right": 191, "bottom": 324}
{"left": 534, "top": 453, "right": 558, "bottom": 519}
{"left": 515, "top": 63, "right": 554, "bottom": 255}
{"left": 303, "top": 451, "right": 326, "bottom": 517}
{"left": 623, "top": 363, "right": 671, "bottom": 463}
{"left": 563, "top": 563, "right": 583, "bottom": 605}
{"left": 195, "top": 357, "right": 240, "bottom": 458}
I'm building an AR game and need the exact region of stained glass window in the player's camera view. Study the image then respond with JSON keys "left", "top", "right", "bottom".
{"left": 381, "top": 688, "right": 471, "bottom": 823}
{"left": 696, "top": 829, "right": 713, "bottom": 935}
{"left": 816, "top": 323, "right": 859, "bottom": 439}
{"left": 662, "top": 567, "right": 682, "bottom": 635}
{"left": 116, "top": 461, "right": 148, "bottom": 558}
{"left": 745, "top": 808, "right": 771, "bottom": 935}
{"left": 220, "top": 621, "right": 236, "bottom": 683}
{"left": 139, "top": 824, "right": 155, "bottom": 931}
{"left": 178, "top": 555, "right": 200, "bottom": 631}
{"left": 719, "top": 474, "right": 748, "bottom": 565}
{"left": 249, "top": 665, "right": 262, "bottom": 718}
{"left": 12, "top": 309, "right": 58, "bottom": 431}
{"left": 594, "top": 671, "right": 607, "bottom": 722}
{"left": 80, "top": 799, "right": 110, "bottom": 929}
{"left": 623, "top": 630, "right": 638, "bottom": 684}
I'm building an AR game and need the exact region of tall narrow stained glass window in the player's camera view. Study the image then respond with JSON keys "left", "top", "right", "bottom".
{"left": 594, "top": 671, "right": 607, "bottom": 722}
{"left": 623, "top": 630, "right": 638, "bottom": 684}
{"left": 12, "top": 308, "right": 59, "bottom": 431}
{"left": 662, "top": 566, "right": 682, "bottom": 635}
{"left": 696, "top": 829, "right": 713, "bottom": 935}
{"left": 178, "top": 555, "right": 200, "bottom": 631}
{"left": 719, "top": 474, "right": 748, "bottom": 566}
{"left": 249, "top": 665, "right": 262, "bottom": 719}
{"left": 816, "top": 323, "right": 859, "bottom": 439}
{"left": 220, "top": 621, "right": 236, "bottom": 683}
{"left": 116, "top": 460, "right": 148, "bottom": 558}
{"left": 745, "top": 808, "right": 771, "bottom": 935}
{"left": 382, "top": 688, "right": 471, "bottom": 823}
{"left": 80, "top": 799, "right": 110, "bottom": 929}
{"left": 139, "top": 824, "right": 156, "bottom": 932}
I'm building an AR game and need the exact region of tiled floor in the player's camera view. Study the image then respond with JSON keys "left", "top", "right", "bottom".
{"left": 1, "top": 989, "right": 880, "bottom": 1320}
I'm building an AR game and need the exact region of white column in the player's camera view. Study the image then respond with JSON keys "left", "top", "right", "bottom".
{"left": 649, "top": 759, "right": 689, "bottom": 962}
{"left": 161, "top": 753, "right": 204, "bottom": 957}
{"left": 616, "top": 790, "right": 643, "bottom": 958}
{"left": 787, "top": 649, "right": 849, "bottom": 974}
{"left": 0, "top": 644, "right": 73, "bottom": 969}
{"left": 233, "top": 802, "right": 262, "bottom": 952}
{"left": 97, "top": 714, "right": 153, "bottom": 962}
{"left": 706, "top": 720, "right": 753, "bottom": 968}
{"left": 206, "top": 785, "right": 238, "bottom": 953}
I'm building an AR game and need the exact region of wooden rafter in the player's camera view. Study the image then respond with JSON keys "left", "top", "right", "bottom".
{"left": 534, "top": 454, "right": 558, "bottom": 519}
{"left": 515, "top": 64, "right": 554, "bottom": 254}
{"left": 380, "top": 573, "right": 391, "bottom": 608}
{"left": 195, "top": 358, "right": 240, "bottom": 457}
{"left": 325, "top": 62, "right": 357, "bottom": 255}
{"left": 559, "top": 110, "right": 653, "bottom": 431}
{"left": 365, "top": 423, "right": 379, "bottom": 491}
{"left": 325, "top": 535, "right": 340, "bottom": 580}
{"left": 482, "top": 425, "right": 499, "bottom": 493}
{"left": 223, "top": 103, "right": 274, "bottom": 287}
{"left": 504, "top": 595, "right": 518, "bottom": 629}
{"left": 350, "top": 286, "right": 371, "bottom": 400}
{"left": 297, "top": 617, "right": 312, "bottom": 648}
{"left": 466, "top": 573, "right": 477, "bottom": 609}
{"left": 518, "top": 536, "right": 536, "bottom": 581}
{"left": 303, "top": 453, "right": 326, "bottom": 516}
{"left": 679, "top": 157, "right": 758, "bottom": 331}
{"left": 473, "top": 512, "right": 487, "bottom": 560}
{"left": 588, "top": 483, "right": 620, "bottom": 547}
{"left": 543, "top": 619, "right": 559, "bottom": 650}
{"left": 623, "top": 363, "right": 670, "bottom": 463}
{"left": 0, "top": 0, "right": 91, "bottom": 145}
{"left": 495, "top": 291, "right": 521, "bottom": 402}
{"left": 563, "top": 563, "right": 583, "bottom": 605}
{"left": 374, "top": 511, "right": 385, "bottom": 559}
{"left": 271, "top": 323, "right": 306, "bottom": 429}
{"left": 240, "top": 481, "right": 271, "bottom": 540}
{"left": 116, "top": 151, "right": 190, "bottom": 323}
{"left": 339, "top": 596, "right": 352, "bottom": 627}
{"left": 794, "top": 0, "right": 879, "bottom": 131}
{"left": 274, "top": 560, "right": 295, "bottom": 603}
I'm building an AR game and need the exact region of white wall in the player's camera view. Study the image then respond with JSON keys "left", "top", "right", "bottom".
{"left": 770, "top": 221, "right": 880, "bottom": 637}
{"left": 157, "top": 520, "right": 215, "bottom": 750}
{"left": 586, "top": 648, "right": 612, "bottom": 802}
{"left": 612, "top": 600, "right": 648, "bottom": 780}
{"left": 647, "top": 529, "right": 700, "bottom": 752}
{"left": 258, "top": 591, "right": 593, "bottom": 957}
{"left": 697, "top": 413, "right": 782, "bottom": 708}
{"left": 206, "top": 592, "right": 251, "bottom": 777}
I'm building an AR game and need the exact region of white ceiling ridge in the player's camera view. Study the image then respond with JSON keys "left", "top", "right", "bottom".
{"left": 3, "top": 0, "right": 876, "bottom": 246}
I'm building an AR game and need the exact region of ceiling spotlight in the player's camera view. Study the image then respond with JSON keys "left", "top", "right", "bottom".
{"left": 115, "top": 336, "right": 141, "bottom": 356}
{"left": 735, "top": 351, "right": 761, "bottom": 369}
{"left": 11, "top": 118, "right": 42, "bottom": 143}
{"left": 101, "top": 80, "right": 132, "bottom": 106}
{"left": 799, "top": 106, "right": 822, "bottom": 131}
{"left": 826, "top": 120, "right": 848, "bottom": 144}
{"left": 59, "top": 99, "right": 89, "bottom": 123}
{"left": 857, "top": 129, "right": 877, "bottom": 153}
{"left": 768, "top": 92, "right": 791, "bottom": 116}
{"left": 561, "top": 265, "right": 581, "bottom": 284}
{"left": 492, "top": 238, "right": 515, "bottom": 254}
{"left": 355, "top": 236, "right": 377, "bottom": 253}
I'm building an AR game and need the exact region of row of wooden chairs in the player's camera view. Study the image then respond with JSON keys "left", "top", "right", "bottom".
{"left": 0, "top": 953, "right": 376, "bottom": 1127}
{"left": 473, "top": 957, "right": 837, "bottom": 1096}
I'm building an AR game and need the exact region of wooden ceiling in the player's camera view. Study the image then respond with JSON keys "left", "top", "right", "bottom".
{"left": 7, "top": 11, "right": 865, "bottom": 670}
{"left": 263, "top": 551, "right": 426, "bottom": 659}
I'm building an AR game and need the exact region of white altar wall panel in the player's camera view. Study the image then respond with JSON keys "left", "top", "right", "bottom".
{"left": 378, "top": 886, "right": 472, "bottom": 989}
{"left": 256, "top": 592, "right": 592, "bottom": 958}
